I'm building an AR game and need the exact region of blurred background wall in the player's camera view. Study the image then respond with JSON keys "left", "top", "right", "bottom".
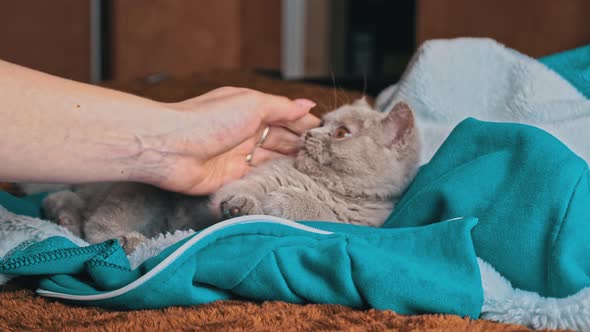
{"left": 0, "top": 1, "right": 92, "bottom": 81}
{"left": 0, "top": 0, "right": 589, "bottom": 95}
{"left": 0, "top": 0, "right": 280, "bottom": 83}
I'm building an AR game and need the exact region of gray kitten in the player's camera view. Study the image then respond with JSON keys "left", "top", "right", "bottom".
{"left": 210, "top": 100, "right": 420, "bottom": 225}
{"left": 41, "top": 100, "right": 419, "bottom": 252}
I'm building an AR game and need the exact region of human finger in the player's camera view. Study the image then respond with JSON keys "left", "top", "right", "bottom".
{"left": 257, "top": 94, "right": 317, "bottom": 124}
{"left": 258, "top": 126, "right": 302, "bottom": 155}
{"left": 246, "top": 147, "right": 285, "bottom": 167}
{"left": 279, "top": 113, "right": 321, "bottom": 135}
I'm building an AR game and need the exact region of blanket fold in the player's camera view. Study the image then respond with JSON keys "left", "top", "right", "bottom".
{"left": 0, "top": 214, "right": 484, "bottom": 318}
{"left": 376, "top": 38, "right": 590, "bottom": 166}
{"left": 540, "top": 44, "right": 590, "bottom": 98}
{"left": 385, "top": 118, "right": 590, "bottom": 298}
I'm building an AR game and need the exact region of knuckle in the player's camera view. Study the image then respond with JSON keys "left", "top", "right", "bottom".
{"left": 243, "top": 90, "right": 264, "bottom": 106}
{"left": 213, "top": 86, "right": 235, "bottom": 94}
{"left": 233, "top": 87, "right": 255, "bottom": 95}
{"left": 216, "top": 86, "right": 248, "bottom": 94}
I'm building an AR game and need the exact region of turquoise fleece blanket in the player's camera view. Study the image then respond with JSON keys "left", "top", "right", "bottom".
{"left": 0, "top": 215, "right": 483, "bottom": 317}
{"left": 384, "top": 118, "right": 590, "bottom": 298}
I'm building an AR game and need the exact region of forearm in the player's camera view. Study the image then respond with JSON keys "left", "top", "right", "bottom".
{"left": 0, "top": 60, "right": 171, "bottom": 184}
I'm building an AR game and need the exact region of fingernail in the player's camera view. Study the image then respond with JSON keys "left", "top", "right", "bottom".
{"left": 294, "top": 98, "right": 316, "bottom": 109}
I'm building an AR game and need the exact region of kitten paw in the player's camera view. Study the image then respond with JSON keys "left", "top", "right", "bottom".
{"left": 118, "top": 232, "right": 147, "bottom": 255}
{"left": 55, "top": 212, "right": 75, "bottom": 225}
{"left": 220, "top": 194, "right": 262, "bottom": 218}
{"left": 55, "top": 212, "right": 83, "bottom": 237}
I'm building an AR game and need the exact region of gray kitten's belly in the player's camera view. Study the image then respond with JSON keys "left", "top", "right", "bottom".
{"left": 248, "top": 159, "right": 395, "bottom": 226}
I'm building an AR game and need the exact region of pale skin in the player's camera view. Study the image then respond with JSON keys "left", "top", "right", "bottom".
{"left": 0, "top": 60, "right": 320, "bottom": 195}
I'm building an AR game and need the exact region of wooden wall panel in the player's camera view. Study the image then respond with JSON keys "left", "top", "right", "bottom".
{"left": 0, "top": 0, "right": 90, "bottom": 81}
{"left": 240, "top": 0, "right": 282, "bottom": 70}
{"left": 112, "top": 0, "right": 243, "bottom": 81}
{"left": 303, "top": 0, "right": 332, "bottom": 77}
{"left": 111, "top": 0, "right": 282, "bottom": 81}
{"left": 417, "top": 0, "right": 590, "bottom": 57}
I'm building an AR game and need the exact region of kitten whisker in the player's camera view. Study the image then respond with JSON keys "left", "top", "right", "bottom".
{"left": 331, "top": 71, "right": 340, "bottom": 110}
{"left": 336, "top": 85, "right": 351, "bottom": 107}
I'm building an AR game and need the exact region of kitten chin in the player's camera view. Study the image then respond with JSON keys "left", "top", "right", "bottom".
{"left": 294, "top": 150, "right": 320, "bottom": 175}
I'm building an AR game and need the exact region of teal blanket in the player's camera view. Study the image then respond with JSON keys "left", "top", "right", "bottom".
{"left": 540, "top": 44, "right": 590, "bottom": 98}
{"left": 0, "top": 191, "right": 46, "bottom": 218}
{"left": 0, "top": 215, "right": 483, "bottom": 317}
{"left": 384, "top": 118, "right": 590, "bottom": 298}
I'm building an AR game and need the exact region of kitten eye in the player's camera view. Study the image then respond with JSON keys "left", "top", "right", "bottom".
{"left": 333, "top": 126, "right": 351, "bottom": 139}
{"left": 319, "top": 120, "right": 325, "bottom": 127}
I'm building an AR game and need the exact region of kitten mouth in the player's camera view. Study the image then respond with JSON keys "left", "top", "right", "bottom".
{"left": 296, "top": 145, "right": 312, "bottom": 161}
{"left": 301, "top": 137, "right": 328, "bottom": 164}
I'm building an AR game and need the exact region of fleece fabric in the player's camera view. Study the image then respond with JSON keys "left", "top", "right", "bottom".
{"left": 0, "top": 210, "right": 484, "bottom": 318}
{"left": 384, "top": 118, "right": 590, "bottom": 298}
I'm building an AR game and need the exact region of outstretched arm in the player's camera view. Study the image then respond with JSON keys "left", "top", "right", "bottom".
{"left": 0, "top": 60, "right": 319, "bottom": 194}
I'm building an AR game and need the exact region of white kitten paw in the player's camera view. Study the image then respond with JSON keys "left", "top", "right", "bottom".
{"left": 118, "top": 232, "right": 147, "bottom": 255}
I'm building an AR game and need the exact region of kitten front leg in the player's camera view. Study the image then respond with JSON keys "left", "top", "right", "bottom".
{"left": 211, "top": 161, "right": 290, "bottom": 219}
{"left": 262, "top": 187, "right": 337, "bottom": 221}
{"left": 43, "top": 190, "right": 86, "bottom": 237}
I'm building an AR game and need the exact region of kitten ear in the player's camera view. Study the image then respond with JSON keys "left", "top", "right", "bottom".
{"left": 382, "top": 101, "right": 415, "bottom": 145}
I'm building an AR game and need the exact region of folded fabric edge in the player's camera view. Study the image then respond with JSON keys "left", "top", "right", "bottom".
{"left": 0, "top": 205, "right": 88, "bottom": 284}
{"left": 35, "top": 215, "right": 333, "bottom": 301}
{"left": 539, "top": 43, "right": 590, "bottom": 99}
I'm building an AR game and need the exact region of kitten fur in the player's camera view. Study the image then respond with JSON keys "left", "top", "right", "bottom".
{"left": 41, "top": 100, "right": 420, "bottom": 253}
{"left": 210, "top": 100, "right": 420, "bottom": 226}
{"left": 42, "top": 183, "right": 215, "bottom": 253}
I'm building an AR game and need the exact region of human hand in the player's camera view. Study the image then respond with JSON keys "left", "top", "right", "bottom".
{"left": 135, "top": 87, "right": 319, "bottom": 195}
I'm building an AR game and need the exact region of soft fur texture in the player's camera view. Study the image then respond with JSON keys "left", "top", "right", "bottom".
{"left": 478, "top": 258, "right": 590, "bottom": 331}
{"left": 211, "top": 100, "right": 420, "bottom": 226}
{"left": 42, "top": 183, "right": 214, "bottom": 253}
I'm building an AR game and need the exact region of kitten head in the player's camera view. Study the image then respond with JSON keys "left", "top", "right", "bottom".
{"left": 295, "top": 99, "right": 420, "bottom": 199}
